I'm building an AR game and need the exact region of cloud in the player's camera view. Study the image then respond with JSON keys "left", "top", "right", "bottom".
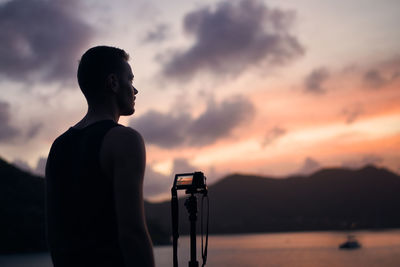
{"left": 132, "top": 111, "right": 192, "bottom": 148}
{"left": 261, "top": 126, "right": 286, "bottom": 147}
{"left": 362, "top": 68, "right": 399, "bottom": 89}
{"left": 143, "top": 158, "right": 198, "bottom": 201}
{"left": 304, "top": 67, "right": 330, "bottom": 94}
{"left": 206, "top": 165, "right": 228, "bottom": 185}
{"left": 186, "top": 96, "right": 255, "bottom": 146}
{"left": 0, "top": 0, "right": 94, "bottom": 83}
{"left": 131, "top": 95, "right": 255, "bottom": 148}
{"left": 26, "top": 123, "right": 43, "bottom": 139}
{"left": 161, "top": 0, "right": 304, "bottom": 81}
{"left": 363, "top": 70, "right": 386, "bottom": 89}
{"left": 362, "top": 57, "right": 400, "bottom": 89}
{"left": 296, "top": 157, "right": 321, "bottom": 175}
{"left": 342, "top": 154, "right": 384, "bottom": 169}
{"left": 172, "top": 158, "right": 197, "bottom": 174}
{"left": 143, "top": 24, "right": 170, "bottom": 43}
{"left": 0, "top": 100, "right": 19, "bottom": 142}
{"left": 341, "top": 104, "right": 364, "bottom": 124}
{"left": 143, "top": 165, "right": 170, "bottom": 199}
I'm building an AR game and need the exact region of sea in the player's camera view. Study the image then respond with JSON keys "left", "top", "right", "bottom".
{"left": 1, "top": 230, "right": 400, "bottom": 267}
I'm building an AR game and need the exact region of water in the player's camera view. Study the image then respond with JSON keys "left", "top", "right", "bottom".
{"left": 1, "top": 230, "right": 400, "bottom": 267}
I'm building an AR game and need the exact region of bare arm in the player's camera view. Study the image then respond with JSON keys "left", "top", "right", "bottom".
{"left": 101, "top": 126, "right": 155, "bottom": 267}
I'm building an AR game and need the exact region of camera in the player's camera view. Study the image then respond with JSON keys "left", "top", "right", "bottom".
{"left": 173, "top": 172, "right": 207, "bottom": 193}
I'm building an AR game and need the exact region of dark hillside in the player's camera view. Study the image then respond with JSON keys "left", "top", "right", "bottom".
{"left": 2, "top": 155, "right": 399, "bottom": 253}
{"left": 0, "top": 157, "right": 46, "bottom": 253}
{"left": 146, "top": 166, "right": 400, "bottom": 235}
{"left": 0, "top": 157, "right": 169, "bottom": 253}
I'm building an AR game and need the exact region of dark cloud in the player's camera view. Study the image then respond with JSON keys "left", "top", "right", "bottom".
{"left": 26, "top": 123, "right": 43, "bottom": 139}
{"left": 143, "top": 24, "right": 169, "bottom": 43}
{"left": 0, "top": 0, "right": 93, "bottom": 83}
{"left": 296, "top": 157, "right": 321, "bottom": 175}
{"left": 161, "top": 0, "right": 304, "bottom": 81}
{"left": 186, "top": 96, "right": 255, "bottom": 146}
{"left": 363, "top": 69, "right": 390, "bottom": 89}
{"left": 362, "top": 58, "right": 400, "bottom": 89}
{"left": 0, "top": 100, "right": 19, "bottom": 142}
{"left": 131, "top": 95, "right": 255, "bottom": 148}
{"left": 392, "top": 71, "right": 400, "bottom": 80}
{"left": 261, "top": 126, "right": 286, "bottom": 147}
{"left": 304, "top": 67, "right": 329, "bottom": 94}
{"left": 342, "top": 104, "right": 364, "bottom": 124}
{"left": 132, "top": 111, "right": 192, "bottom": 148}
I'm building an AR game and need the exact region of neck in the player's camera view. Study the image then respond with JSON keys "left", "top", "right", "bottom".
{"left": 86, "top": 105, "right": 120, "bottom": 122}
{"left": 75, "top": 101, "right": 120, "bottom": 128}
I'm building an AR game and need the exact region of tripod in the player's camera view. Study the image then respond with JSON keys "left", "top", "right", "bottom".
{"left": 171, "top": 172, "right": 209, "bottom": 267}
{"left": 185, "top": 193, "right": 199, "bottom": 267}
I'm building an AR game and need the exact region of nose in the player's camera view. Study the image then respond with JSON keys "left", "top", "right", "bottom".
{"left": 133, "top": 87, "right": 138, "bottom": 95}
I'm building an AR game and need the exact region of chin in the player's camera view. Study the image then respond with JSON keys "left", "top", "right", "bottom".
{"left": 122, "top": 108, "right": 134, "bottom": 116}
{"left": 119, "top": 102, "right": 135, "bottom": 116}
{"left": 121, "top": 111, "right": 134, "bottom": 116}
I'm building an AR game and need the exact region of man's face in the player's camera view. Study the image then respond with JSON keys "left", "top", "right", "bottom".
{"left": 116, "top": 61, "right": 138, "bottom": 116}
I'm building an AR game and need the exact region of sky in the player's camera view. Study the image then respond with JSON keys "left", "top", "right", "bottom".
{"left": 0, "top": 0, "right": 399, "bottom": 201}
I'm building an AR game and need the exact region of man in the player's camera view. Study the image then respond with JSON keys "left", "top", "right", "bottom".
{"left": 45, "top": 46, "right": 155, "bottom": 267}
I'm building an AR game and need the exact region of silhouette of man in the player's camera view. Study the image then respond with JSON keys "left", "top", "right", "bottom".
{"left": 45, "top": 46, "right": 155, "bottom": 267}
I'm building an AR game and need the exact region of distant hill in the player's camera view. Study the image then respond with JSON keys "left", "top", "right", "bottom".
{"left": 145, "top": 165, "right": 400, "bottom": 235}
{"left": 2, "top": 155, "right": 400, "bottom": 253}
{"left": 0, "top": 157, "right": 169, "bottom": 254}
{"left": 0, "top": 157, "right": 46, "bottom": 253}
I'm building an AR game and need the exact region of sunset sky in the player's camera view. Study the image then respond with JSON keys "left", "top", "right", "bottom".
{"left": 0, "top": 0, "right": 399, "bottom": 201}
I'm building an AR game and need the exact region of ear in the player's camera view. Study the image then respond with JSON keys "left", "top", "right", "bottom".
{"left": 106, "top": 73, "right": 119, "bottom": 93}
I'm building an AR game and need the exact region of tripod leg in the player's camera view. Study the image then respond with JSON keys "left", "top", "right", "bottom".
{"left": 185, "top": 194, "right": 199, "bottom": 267}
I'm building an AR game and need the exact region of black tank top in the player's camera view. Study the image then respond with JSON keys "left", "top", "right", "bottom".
{"left": 46, "top": 120, "right": 125, "bottom": 267}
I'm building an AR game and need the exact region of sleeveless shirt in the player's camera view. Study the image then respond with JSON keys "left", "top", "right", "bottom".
{"left": 46, "top": 120, "right": 125, "bottom": 267}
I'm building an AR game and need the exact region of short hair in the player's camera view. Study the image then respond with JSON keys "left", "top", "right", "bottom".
{"left": 77, "top": 46, "right": 129, "bottom": 100}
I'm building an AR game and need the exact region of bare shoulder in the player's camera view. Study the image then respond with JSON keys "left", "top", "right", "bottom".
{"left": 100, "top": 126, "right": 145, "bottom": 174}
{"left": 104, "top": 125, "right": 144, "bottom": 151}
{"left": 106, "top": 125, "right": 143, "bottom": 141}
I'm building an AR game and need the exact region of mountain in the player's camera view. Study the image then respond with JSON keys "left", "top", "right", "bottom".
{"left": 0, "top": 157, "right": 46, "bottom": 253}
{"left": 145, "top": 165, "right": 400, "bottom": 235}
{"left": 0, "top": 157, "right": 169, "bottom": 254}
{"left": 2, "top": 155, "right": 400, "bottom": 253}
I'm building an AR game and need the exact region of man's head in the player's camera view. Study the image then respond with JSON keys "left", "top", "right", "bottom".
{"left": 77, "top": 46, "right": 137, "bottom": 115}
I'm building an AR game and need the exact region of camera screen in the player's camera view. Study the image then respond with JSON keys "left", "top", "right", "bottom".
{"left": 176, "top": 174, "right": 193, "bottom": 186}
